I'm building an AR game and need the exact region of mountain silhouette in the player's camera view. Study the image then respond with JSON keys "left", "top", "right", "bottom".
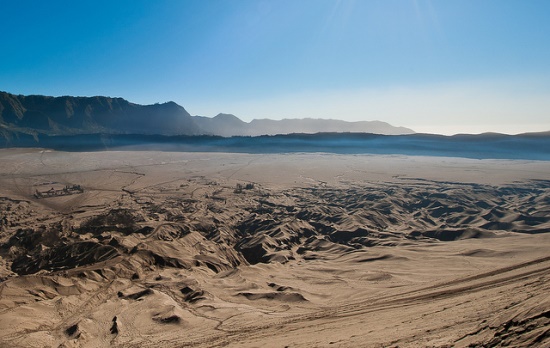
{"left": 0, "top": 91, "right": 201, "bottom": 136}
{"left": 0, "top": 91, "right": 413, "bottom": 139}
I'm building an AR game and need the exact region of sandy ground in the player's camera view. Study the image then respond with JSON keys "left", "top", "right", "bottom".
{"left": 0, "top": 149, "right": 549, "bottom": 347}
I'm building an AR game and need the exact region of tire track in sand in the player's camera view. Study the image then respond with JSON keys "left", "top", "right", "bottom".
{"left": 130, "top": 255, "right": 550, "bottom": 348}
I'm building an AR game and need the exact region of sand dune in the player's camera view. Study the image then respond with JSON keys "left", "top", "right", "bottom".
{"left": 0, "top": 150, "right": 549, "bottom": 347}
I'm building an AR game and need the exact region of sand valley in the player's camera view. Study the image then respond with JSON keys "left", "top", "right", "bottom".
{"left": 0, "top": 150, "right": 549, "bottom": 347}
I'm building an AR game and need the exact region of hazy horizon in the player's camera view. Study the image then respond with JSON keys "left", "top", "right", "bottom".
{"left": 2, "top": 0, "right": 549, "bottom": 135}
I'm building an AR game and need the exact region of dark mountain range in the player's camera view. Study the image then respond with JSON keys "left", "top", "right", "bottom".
{"left": 0, "top": 91, "right": 201, "bottom": 137}
{"left": 0, "top": 91, "right": 414, "bottom": 139}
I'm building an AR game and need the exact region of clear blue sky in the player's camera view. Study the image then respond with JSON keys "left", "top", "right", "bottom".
{"left": 1, "top": 0, "right": 549, "bottom": 134}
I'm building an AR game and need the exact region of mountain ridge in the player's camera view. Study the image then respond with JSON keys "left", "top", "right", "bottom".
{"left": 0, "top": 91, "right": 201, "bottom": 136}
{"left": 0, "top": 91, "right": 414, "bottom": 138}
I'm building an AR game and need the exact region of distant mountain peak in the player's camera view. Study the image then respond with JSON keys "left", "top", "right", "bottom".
{"left": 161, "top": 100, "right": 178, "bottom": 106}
{"left": 214, "top": 113, "right": 240, "bottom": 120}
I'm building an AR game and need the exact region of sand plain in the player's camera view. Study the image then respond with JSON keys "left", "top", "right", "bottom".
{"left": 0, "top": 149, "right": 549, "bottom": 348}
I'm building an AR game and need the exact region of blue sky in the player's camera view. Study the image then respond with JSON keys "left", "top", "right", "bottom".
{"left": 1, "top": 0, "right": 549, "bottom": 134}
